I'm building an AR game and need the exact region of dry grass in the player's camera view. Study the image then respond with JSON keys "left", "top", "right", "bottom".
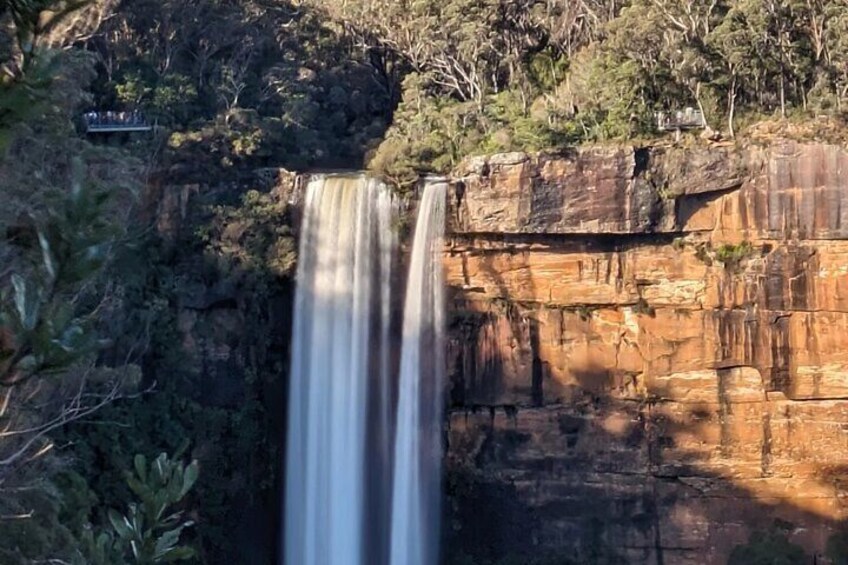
{"left": 743, "top": 115, "right": 848, "bottom": 146}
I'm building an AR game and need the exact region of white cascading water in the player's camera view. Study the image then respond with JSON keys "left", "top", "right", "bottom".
{"left": 390, "top": 181, "right": 447, "bottom": 565}
{"left": 284, "top": 175, "right": 397, "bottom": 565}
{"left": 284, "top": 175, "right": 445, "bottom": 565}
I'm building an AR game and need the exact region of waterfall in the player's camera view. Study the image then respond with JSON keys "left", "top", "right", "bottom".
{"left": 390, "top": 181, "right": 447, "bottom": 565}
{"left": 284, "top": 175, "right": 397, "bottom": 565}
{"left": 284, "top": 175, "right": 445, "bottom": 565}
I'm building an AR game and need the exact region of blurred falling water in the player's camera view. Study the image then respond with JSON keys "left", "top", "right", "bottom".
{"left": 284, "top": 175, "right": 398, "bottom": 565}
{"left": 390, "top": 181, "right": 447, "bottom": 565}
{"left": 284, "top": 176, "right": 445, "bottom": 565}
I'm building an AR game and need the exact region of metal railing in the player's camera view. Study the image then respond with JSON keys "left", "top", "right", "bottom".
{"left": 82, "top": 111, "right": 152, "bottom": 133}
{"left": 656, "top": 107, "right": 706, "bottom": 132}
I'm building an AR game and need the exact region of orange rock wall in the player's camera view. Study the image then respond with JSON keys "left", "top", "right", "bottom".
{"left": 443, "top": 143, "right": 848, "bottom": 564}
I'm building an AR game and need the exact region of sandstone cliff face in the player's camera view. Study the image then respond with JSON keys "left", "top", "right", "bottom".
{"left": 444, "top": 143, "right": 848, "bottom": 564}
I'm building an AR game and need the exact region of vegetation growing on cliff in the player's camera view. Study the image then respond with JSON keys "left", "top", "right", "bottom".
{"left": 0, "top": 2, "right": 206, "bottom": 562}
{"left": 5, "top": 0, "right": 848, "bottom": 563}
{"left": 310, "top": 0, "right": 848, "bottom": 180}
{"left": 9, "top": 0, "right": 848, "bottom": 181}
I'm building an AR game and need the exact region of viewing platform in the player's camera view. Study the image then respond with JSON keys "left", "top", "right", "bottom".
{"left": 656, "top": 107, "right": 706, "bottom": 132}
{"left": 82, "top": 111, "right": 152, "bottom": 133}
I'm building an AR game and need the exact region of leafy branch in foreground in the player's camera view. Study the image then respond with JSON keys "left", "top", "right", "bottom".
{"left": 1, "top": 171, "right": 118, "bottom": 388}
{"left": 0, "top": 0, "right": 93, "bottom": 146}
{"left": 0, "top": 166, "right": 138, "bottom": 481}
{"left": 77, "top": 451, "right": 199, "bottom": 565}
{"left": 0, "top": 163, "right": 142, "bottom": 563}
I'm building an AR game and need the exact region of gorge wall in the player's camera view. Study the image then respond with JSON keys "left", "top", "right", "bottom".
{"left": 443, "top": 142, "right": 848, "bottom": 564}
{"left": 146, "top": 142, "right": 848, "bottom": 564}
{"left": 139, "top": 168, "right": 299, "bottom": 564}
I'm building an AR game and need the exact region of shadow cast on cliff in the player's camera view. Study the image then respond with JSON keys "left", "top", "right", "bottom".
{"left": 445, "top": 377, "right": 847, "bottom": 564}
{"left": 108, "top": 175, "right": 302, "bottom": 565}
{"left": 448, "top": 234, "right": 545, "bottom": 408}
{"left": 444, "top": 297, "right": 848, "bottom": 565}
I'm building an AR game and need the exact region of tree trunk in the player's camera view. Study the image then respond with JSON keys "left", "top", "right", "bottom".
{"left": 780, "top": 77, "right": 786, "bottom": 118}
{"left": 800, "top": 79, "right": 807, "bottom": 111}
{"left": 694, "top": 81, "right": 708, "bottom": 127}
{"left": 728, "top": 75, "right": 736, "bottom": 138}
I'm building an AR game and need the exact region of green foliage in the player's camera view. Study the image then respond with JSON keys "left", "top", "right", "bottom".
{"left": 0, "top": 478, "right": 79, "bottom": 564}
{"left": 150, "top": 75, "right": 199, "bottom": 126}
{"left": 481, "top": 90, "right": 568, "bottom": 153}
{"left": 692, "top": 241, "right": 756, "bottom": 272}
{"left": 349, "top": 0, "right": 848, "bottom": 174}
{"left": 0, "top": 0, "right": 97, "bottom": 148}
{"left": 102, "top": 452, "right": 199, "bottom": 564}
{"left": 56, "top": 469, "right": 100, "bottom": 533}
{"left": 714, "top": 241, "right": 755, "bottom": 270}
{"left": 2, "top": 0, "right": 91, "bottom": 69}
{"left": 45, "top": 451, "right": 201, "bottom": 565}
{"left": 114, "top": 70, "right": 152, "bottom": 107}
{"left": 369, "top": 75, "right": 570, "bottom": 186}
{"left": 0, "top": 49, "right": 63, "bottom": 148}
{"left": 58, "top": 208, "right": 286, "bottom": 562}
{"left": 198, "top": 189, "right": 297, "bottom": 277}
{"left": 0, "top": 7, "right": 149, "bottom": 561}
{"left": 728, "top": 520, "right": 809, "bottom": 565}
{"left": 0, "top": 176, "right": 119, "bottom": 385}
{"left": 63, "top": 375, "right": 275, "bottom": 562}
{"left": 369, "top": 74, "right": 485, "bottom": 184}
{"left": 76, "top": 0, "right": 848, "bottom": 178}
{"left": 0, "top": 462, "right": 174, "bottom": 565}
{"left": 552, "top": 47, "right": 653, "bottom": 140}
{"left": 114, "top": 69, "right": 199, "bottom": 125}
{"left": 166, "top": 116, "right": 286, "bottom": 174}
{"left": 78, "top": 0, "right": 394, "bottom": 170}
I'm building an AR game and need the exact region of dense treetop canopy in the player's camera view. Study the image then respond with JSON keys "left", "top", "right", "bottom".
{"left": 6, "top": 0, "right": 846, "bottom": 182}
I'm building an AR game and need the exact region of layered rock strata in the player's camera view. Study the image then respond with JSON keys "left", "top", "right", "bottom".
{"left": 444, "top": 143, "right": 848, "bottom": 564}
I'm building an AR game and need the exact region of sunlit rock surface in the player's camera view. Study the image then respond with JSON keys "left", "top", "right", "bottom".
{"left": 444, "top": 142, "right": 848, "bottom": 564}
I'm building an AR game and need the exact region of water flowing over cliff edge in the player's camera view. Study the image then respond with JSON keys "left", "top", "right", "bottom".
{"left": 392, "top": 181, "right": 447, "bottom": 565}
{"left": 151, "top": 141, "right": 848, "bottom": 565}
{"left": 283, "top": 175, "right": 447, "bottom": 565}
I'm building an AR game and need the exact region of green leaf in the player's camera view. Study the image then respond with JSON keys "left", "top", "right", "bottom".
{"left": 154, "top": 453, "right": 167, "bottom": 482}
{"left": 160, "top": 547, "right": 196, "bottom": 562}
{"left": 152, "top": 491, "right": 168, "bottom": 521}
{"left": 108, "top": 508, "right": 133, "bottom": 540}
{"left": 153, "top": 524, "right": 184, "bottom": 556}
{"left": 36, "top": 228, "right": 57, "bottom": 281}
{"left": 126, "top": 473, "right": 149, "bottom": 499}
{"left": 130, "top": 539, "right": 141, "bottom": 561}
{"left": 53, "top": 323, "right": 86, "bottom": 353}
{"left": 180, "top": 461, "right": 199, "bottom": 499}
{"left": 157, "top": 511, "right": 184, "bottom": 530}
{"left": 11, "top": 274, "right": 28, "bottom": 327}
{"left": 134, "top": 453, "right": 148, "bottom": 483}
{"left": 172, "top": 439, "right": 190, "bottom": 461}
{"left": 10, "top": 274, "right": 41, "bottom": 332}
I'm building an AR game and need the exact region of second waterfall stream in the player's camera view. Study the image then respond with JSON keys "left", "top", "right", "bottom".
{"left": 283, "top": 175, "right": 447, "bottom": 565}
